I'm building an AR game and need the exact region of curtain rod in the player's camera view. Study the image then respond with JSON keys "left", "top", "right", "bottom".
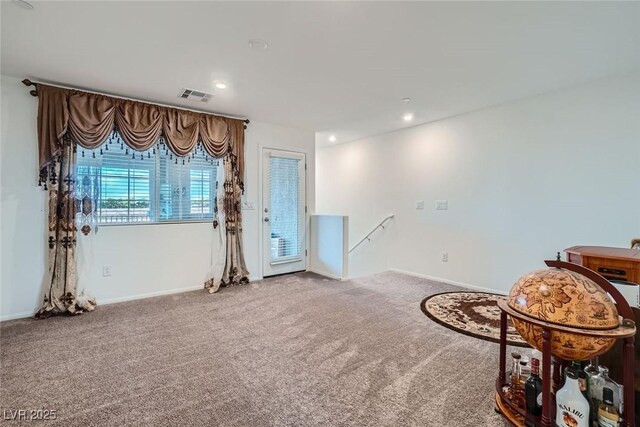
{"left": 21, "top": 78, "right": 250, "bottom": 125}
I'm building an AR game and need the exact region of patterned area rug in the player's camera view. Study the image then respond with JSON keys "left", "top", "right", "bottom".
{"left": 421, "top": 291, "right": 529, "bottom": 347}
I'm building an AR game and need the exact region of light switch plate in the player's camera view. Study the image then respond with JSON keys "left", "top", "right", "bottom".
{"left": 441, "top": 252, "right": 448, "bottom": 262}
{"left": 102, "top": 265, "right": 112, "bottom": 277}
{"left": 435, "top": 200, "right": 448, "bottom": 210}
{"left": 416, "top": 200, "right": 424, "bottom": 210}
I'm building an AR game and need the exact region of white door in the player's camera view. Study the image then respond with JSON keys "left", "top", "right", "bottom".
{"left": 262, "top": 149, "right": 306, "bottom": 277}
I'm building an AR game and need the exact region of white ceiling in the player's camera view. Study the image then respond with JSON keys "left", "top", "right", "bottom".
{"left": 2, "top": 1, "right": 640, "bottom": 147}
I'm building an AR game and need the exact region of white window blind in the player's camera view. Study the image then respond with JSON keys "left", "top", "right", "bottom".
{"left": 76, "top": 137, "right": 218, "bottom": 225}
{"left": 268, "top": 156, "right": 301, "bottom": 259}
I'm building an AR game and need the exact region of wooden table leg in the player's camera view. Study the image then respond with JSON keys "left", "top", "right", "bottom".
{"left": 499, "top": 311, "right": 507, "bottom": 383}
{"left": 622, "top": 336, "right": 635, "bottom": 427}
{"left": 541, "top": 329, "right": 552, "bottom": 427}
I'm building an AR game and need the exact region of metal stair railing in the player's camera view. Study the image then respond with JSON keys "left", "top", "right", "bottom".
{"left": 348, "top": 214, "right": 394, "bottom": 254}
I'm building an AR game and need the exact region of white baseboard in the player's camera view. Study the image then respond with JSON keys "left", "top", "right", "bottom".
{"left": 0, "top": 285, "right": 205, "bottom": 323}
{"left": 0, "top": 274, "right": 299, "bottom": 323}
{"left": 98, "top": 285, "right": 204, "bottom": 306}
{"left": 389, "top": 268, "right": 507, "bottom": 295}
{"left": 0, "top": 310, "right": 36, "bottom": 322}
{"left": 88, "top": 276, "right": 266, "bottom": 306}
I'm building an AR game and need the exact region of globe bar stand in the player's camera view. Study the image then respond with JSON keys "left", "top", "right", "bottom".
{"left": 495, "top": 260, "right": 636, "bottom": 427}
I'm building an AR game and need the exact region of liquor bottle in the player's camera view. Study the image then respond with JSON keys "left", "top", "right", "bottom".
{"left": 590, "top": 366, "right": 623, "bottom": 416}
{"left": 556, "top": 370, "right": 590, "bottom": 427}
{"left": 524, "top": 357, "right": 543, "bottom": 426}
{"left": 510, "top": 352, "right": 524, "bottom": 406}
{"left": 598, "top": 367, "right": 623, "bottom": 415}
{"left": 597, "top": 387, "right": 620, "bottom": 427}
{"left": 564, "top": 360, "right": 589, "bottom": 398}
{"left": 584, "top": 358, "right": 599, "bottom": 377}
{"left": 585, "top": 358, "right": 601, "bottom": 423}
{"left": 531, "top": 349, "right": 543, "bottom": 375}
{"left": 520, "top": 356, "right": 531, "bottom": 380}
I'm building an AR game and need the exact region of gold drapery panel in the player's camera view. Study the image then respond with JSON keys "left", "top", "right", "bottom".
{"left": 36, "top": 83, "right": 245, "bottom": 186}
{"left": 220, "top": 153, "right": 249, "bottom": 286}
{"left": 36, "top": 142, "right": 89, "bottom": 318}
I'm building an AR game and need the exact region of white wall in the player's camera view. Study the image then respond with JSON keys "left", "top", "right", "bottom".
{"left": 1, "top": 75, "right": 47, "bottom": 320}
{"left": 316, "top": 73, "right": 640, "bottom": 293}
{"left": 0, "top": 75, "right": 315, "bottom": 320}
{"left": 309, "top": 215, "right": 348, "bottom": 280}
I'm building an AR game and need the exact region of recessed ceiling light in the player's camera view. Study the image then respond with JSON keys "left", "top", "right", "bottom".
{"left": 328, "top": 135, "right": 337, "bottom": 143}
{"left": 249, "top": 39, "right": 269, "bottom": 51}
{"left": 12, "top": 0, "right": 34, "bottom": 10}
{"left": 403, "top": 113, "right": 414, "bottom": 122}
{"left": 215, "top": 83, "right": 227, "bottom": 90}
{"left": 402, "top": 98, "right": 412, "bottom": 103}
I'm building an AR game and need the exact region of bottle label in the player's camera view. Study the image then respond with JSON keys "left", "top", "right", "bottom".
{"left": 536, "top": 393, "right": 542, "bottom": 407}
{"left": 597, "top": 414, "right": 619, "bottom": 427}
{"left": 556, "top": 404, "right": 588, "bottom": 427}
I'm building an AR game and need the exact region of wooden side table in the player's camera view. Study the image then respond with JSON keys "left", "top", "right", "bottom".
{"left": 564, "top": 245, "right": 640, "bottom": 284}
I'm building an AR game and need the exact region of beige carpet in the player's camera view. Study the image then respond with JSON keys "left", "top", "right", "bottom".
{"left": 0, "top": 271, "right": 508, "bottom": 426}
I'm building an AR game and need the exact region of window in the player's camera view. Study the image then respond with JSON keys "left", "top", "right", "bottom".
{"left": 76, "top": 139, "right": 219, "bottom": 225}
{"left": 269, "top": 156, "right": 301, "bottom": 258}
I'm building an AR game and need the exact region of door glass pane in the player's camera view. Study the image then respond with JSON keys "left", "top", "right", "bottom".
{"left": 270, "top": 157, "right": 300, "bottom": 259}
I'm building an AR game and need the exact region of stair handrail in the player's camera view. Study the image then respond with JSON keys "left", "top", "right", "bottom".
{"left": 349, "top": 214, "right": 394, "bottom": 254}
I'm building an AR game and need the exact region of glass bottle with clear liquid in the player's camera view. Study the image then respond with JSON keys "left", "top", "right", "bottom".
{"left": 584, "top": 358, "right": 599, "bottom": 378}
{"left": 584, "top": 358, "right": 600, "bottom": 423}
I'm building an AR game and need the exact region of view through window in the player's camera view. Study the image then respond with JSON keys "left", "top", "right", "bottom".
{"left": 76, "top": 137, "right": 219, "bottom": 224}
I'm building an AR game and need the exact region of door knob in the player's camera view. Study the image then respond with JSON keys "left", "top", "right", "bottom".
{"left": 264, "top": 217, "right": 270, "bottom": 222}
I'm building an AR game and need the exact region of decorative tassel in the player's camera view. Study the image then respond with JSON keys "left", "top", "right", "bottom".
{"left": 92, "top": 151, "right": 96, "bottom": 158}
{"left": 100, "top": 148, "right": 103, "bottom": 155}
{"left": 82, "top": 150, "right": 85, "bottom": 157}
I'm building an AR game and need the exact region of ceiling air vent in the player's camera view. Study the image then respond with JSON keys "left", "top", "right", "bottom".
{"left": 179, "top": 88, "right": 212, "bottom": 102}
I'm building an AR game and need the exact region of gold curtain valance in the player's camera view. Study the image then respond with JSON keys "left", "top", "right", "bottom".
{"left": 36, "top": 83, "right": 246, "bottom": 182}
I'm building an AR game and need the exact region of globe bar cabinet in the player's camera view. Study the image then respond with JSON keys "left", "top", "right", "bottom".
{"left": 495, "top": 259, "right": 636, "bottom": 427}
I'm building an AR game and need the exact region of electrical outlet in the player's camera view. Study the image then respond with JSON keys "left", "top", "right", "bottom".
{"left": 441, "top": 252, "right": 448, "bottom": 262}
{"left": 416, "top": 200, "right": 424, "bottom": 210}
{"left": 435, "top": 200, "right": 448, "bottom": 210}
{"left": 102, "top": 265, "right": 112, "bottom": 277}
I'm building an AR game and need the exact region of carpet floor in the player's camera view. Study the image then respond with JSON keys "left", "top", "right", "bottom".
{"left": 0, "top": 271, "right": 508, "bottom": 426}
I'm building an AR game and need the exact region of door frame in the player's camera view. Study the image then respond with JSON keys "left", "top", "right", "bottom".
{"left": 259, "top": 147, "right": 308, "bottom": 279}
